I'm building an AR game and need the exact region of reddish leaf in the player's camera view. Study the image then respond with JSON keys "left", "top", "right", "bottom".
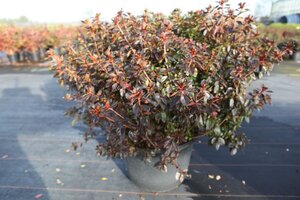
{"left": 35, "top": 194, "right": 43, "bottom": 199}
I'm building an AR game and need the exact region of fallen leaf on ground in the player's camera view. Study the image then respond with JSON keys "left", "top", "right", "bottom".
{"left": 1, "top": 155, "right": 8, "bottom": 159}
{"left": 139, "top": 195, "right": 145, "bottom": 200}
{"left": 208, "top": 174, "right": 215, "bottom": 179}
{"left": 80, "top": 164, "right": 86, "bottom": 168}
{"left": 56, "top": 178, "right": 64, "bottom": 185}
{"left": 101, "top": 177, "right": 108, "bottom": 181}
{"left": 216, "top": 175, "right": 221, "bottom": 181}
{"left": 35, "top": 193, "right": 43, "bottom": 199}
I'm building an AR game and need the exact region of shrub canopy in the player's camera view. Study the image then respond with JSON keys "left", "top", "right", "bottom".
{"left": 50, "top": 1, "right": 292, "bottom": 171}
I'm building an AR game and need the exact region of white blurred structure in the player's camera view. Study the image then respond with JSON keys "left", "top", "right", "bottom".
{"left": 0, "top": 0, "right": 260, "bottom": 23}
{"left": 271, "top": 0, "right": 300, "bottom": 23}
{"left": 254, "top": 0, "right": 273, "bottom": 18}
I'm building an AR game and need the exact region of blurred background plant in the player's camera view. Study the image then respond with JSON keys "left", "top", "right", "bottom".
{"left": 0, "top": 24, "right": 78, "bottom": 63}
{"left": 258, "top": 23, "right": 300, "bottom": 58}
{"left": 0, "top": 0, "right": 299, "bottom": 65}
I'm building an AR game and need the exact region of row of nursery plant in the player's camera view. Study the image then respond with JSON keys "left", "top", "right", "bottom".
{"left": 258, "top": 23, "right": 300, "bottom": 54}
{"left": 0, "top": 25, "right": 78, "bottom": 63}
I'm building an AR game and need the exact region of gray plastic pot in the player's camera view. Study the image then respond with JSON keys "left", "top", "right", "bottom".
{"left": 18, "top": 51, "right": 25, "bottom": 62}
{"left": 31, "top": 51, "right": 40, "bottom": 62}
{"left": 126, "top": 142, "right": 194, "bottom": 192}
{"left": 7, "top": 53, "right": 18, "bottom": 64}
{"left": 294, "top": 52, "right": 300, "bottom": 63}
{"left": 39, "top": 48, "right": 46, "bottom": 60}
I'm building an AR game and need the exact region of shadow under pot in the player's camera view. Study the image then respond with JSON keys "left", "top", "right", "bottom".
{"left": 125, "top": 141, "right": 194, "bottom": 192}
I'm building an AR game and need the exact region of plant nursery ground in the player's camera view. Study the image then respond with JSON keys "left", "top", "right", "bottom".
{"left": 0, "top": 62, "right": 300, "bottom": 200}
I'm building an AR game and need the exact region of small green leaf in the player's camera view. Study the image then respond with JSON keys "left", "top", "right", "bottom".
{"left": 72, "top": 119, "right": 77, "bottom": 126}
{"left": 214, "top": 81, "right": 219, "bottom": 94}
{"left": 166, "top": 85, "right": 172, "bottom": 94}
{"left": 227, "top": 45, "right": 231, "bottom": 52}
{"left": 238, "top": 95, "right": 244, "bottom": 104}
{"left": 245, "top": 117, "right": 250, "bottom": 123}
{"left": 145, "top": 79, "right": 149, "bottom": 86}
{"left": 232, "top": 108, "right": 237, "bottom": 116}
{"left": 218, "top": 138, "right": 225, "bottom": 145}
{"left": 161, "top": 112, "right": 167, "bottom": 123}
{"left": 214, "top": 126, "right": 221, "bottom": 135}
{"left": 229, "top": 98, "right": 234, "bottom": 108}
{"left": 206, "top": 119, "right": 212, "bottom": 129}
{"left": 211, "top": 137, "right": 216, "bottom": 144}
{"left": 199, "top": 115, "right": 204, "bottom": 126}
{"left": 180, "top": 95, "right": 187, "bottom": 106}
{"left": 161, "top": 76, "right": 168, "bottom": 83}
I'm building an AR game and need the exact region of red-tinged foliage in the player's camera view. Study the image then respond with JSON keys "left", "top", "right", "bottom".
{"left": 50, "top": 1, "right": 292, "bottom": 172}
{"left": 0, "top": 25, "right": 78, "bottom": 62}
{"left": 0, "top": 26, "right": 19, "bottom": 55}
{"left": 258, "top": 24, "right": 300, "bottom": 53}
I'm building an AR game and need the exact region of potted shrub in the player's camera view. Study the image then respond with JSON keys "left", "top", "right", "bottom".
{"left": 1, "top": 25, "right": 19, "bottom": 64}
{"left": 46, "top": 25, "right": 78, "bottom": 55}
{"left": 49, "top": 1, "right": 292, "bottom": 192}
{"left": 38, "top": 27, "right": 50, "bottom": 60}
{"left": 22, "top": 28, "right": 43, "bottom": 62}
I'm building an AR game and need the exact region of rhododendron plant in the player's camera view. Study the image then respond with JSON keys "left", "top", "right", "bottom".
{"left": 50, "top": 1, "right": 292, "bottom": 171}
